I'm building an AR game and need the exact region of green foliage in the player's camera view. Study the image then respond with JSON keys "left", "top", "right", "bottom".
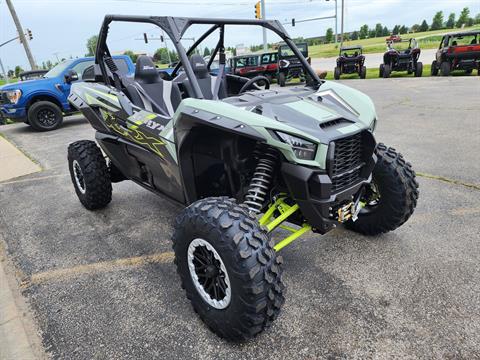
{"left": 382, "top": 26, "right": 389, "bottom": 36}
{"left": 14, "top": 65, "right": 23, "bottom": 78}
{"left": 399, "top": 25, "right": 408, "bottom": 34}
{"left": 359, "top": 24, "right": 369, "bottom": 39}
{"left": 325, "top": 28, "right": 333, "bottom": 43}
{"left": 123, "top": 50, "right": 138, "bottom": 63}
{"left": 375, "top": 23, "right": 383, "bottom": 38}
{"left": 392, "top": 25, "right": 400, "bottom": 35}
{"left": 456, "top": 7, "right": 470, "bottom": 28}
{"left": 86, "top": 35, "right": 98, "bottom": 56}
{"left": 203, "top": 47, "right": 211, "bottom": 57}
{"left": 446, "top": 13, "right": 455, "bottom": 28}
{"left": 431, "top": 11, "right": 444, "bottom": 30}
{"left": 350, "top": 31, "right": 359, "bottom": 40}
{"left": 475, "top": 13, "right": 480, "bottom": 25}
{"left": 419, "top": 20, "right": 429, "bottom": 32}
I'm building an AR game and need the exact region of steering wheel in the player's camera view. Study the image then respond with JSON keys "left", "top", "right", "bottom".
{"left": 239, "top": 75, "right": 270, "bottom": 94}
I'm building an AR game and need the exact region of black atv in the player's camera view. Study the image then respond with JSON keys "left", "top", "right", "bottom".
{"left": 67, "top": 15, "right": 419, "bottom": 342}
{"left": 277, "top": 42, "right": 310, "bottom": 86}
{"left": 380, "top": 38, "right": 422, "bottom": 78}
{"left": 334, "top": 45, "right": 366, "bottom": 79}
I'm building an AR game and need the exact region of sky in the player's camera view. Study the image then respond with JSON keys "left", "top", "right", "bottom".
{"left": 1, "top": 0, "right": 479, "bottom": 71}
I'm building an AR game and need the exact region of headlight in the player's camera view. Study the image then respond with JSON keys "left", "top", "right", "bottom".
{"left": 275, "top": 131, "right": 317, "bottom": 160}
{"left": 5, "top": 90, "right": 22, "bottom": 104}
{"left": 279, "top": 59, "right": 290, "bottom": 68}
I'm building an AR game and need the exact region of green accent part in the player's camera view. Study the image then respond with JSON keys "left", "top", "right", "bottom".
{"left": 258, "top": 197, "right": 312, "bottom": 251}
{"left": 274, "top": 224, "right": 312, "bottom": 252}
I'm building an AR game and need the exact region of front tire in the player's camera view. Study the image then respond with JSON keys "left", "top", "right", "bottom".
{"left": 415, "top": 62, "right": 423, "bottom": 77}
{"left": 379, "top": 64, "right": 385, "bottom": 78}
{"left": 383, "top": 64, "right": 391, "bottom": 78}
{"left": 360, "top": 66, "right": 367, "bottom": 79}
{"left": 431, "top": 60, "right": 439, "bottom": 76}
{"left": 334, "top": 66, "right": 341, "bottom": 80}
{"left": 28, "top": 101, "right": 63, "bottom": 131}
{"left": 346, "top": 144, "right": 419, "bottom": 236}
{"left": 441, "top": 61, "right": 451, "bottom": 76}
{"left": 172, "top": 197, "right": 285, "bottom": 342}
{"left": 67, "top": 140, "right": 112, "bottom": 210}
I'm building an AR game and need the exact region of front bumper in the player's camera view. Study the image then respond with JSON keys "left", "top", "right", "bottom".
{"left": 0, "top": 104, "right": 27, "bottom": 120}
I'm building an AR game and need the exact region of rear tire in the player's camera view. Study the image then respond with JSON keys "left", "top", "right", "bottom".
{"left": 27, "top": 101, "right": 63, "bottom": 131}
{"left": 415, "top": 62, "right": 423, "bottom": 77}
{"left": 431, "top": 60, "right": 439, "bottom": 76}
{"left": 441, "top": 61, "right": 451, "bottom": 76}
{"left": 383, "top": 64, "right": 391, "bottom": 78}
{"left": 334, "top": 66, "right": 341, "bottom": 80}
{"left": 465, "top": 69, "right": 472, "bottom": 75}
{"left": 278, "top": 72, "right": 286, "bottom": 87}
{"left": 360, "top": 66, "right": 367, "bottom": 79}
{"left": 67, "top": 140, "right": 112, "bottom": 210}
{"left": 379, "top": 64, "right": 385, "bottom": 78}
{"left": 346, "top": 143, "right": 419, "bottom": 236}
{"left": 172, "top": 197, "right": 285, "bottom": 342}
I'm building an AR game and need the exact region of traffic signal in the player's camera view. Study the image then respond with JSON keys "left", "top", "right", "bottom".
{"left": 254, "top": 1, "right": 261, "bottom": 19}
{"left": 143, "top": 33, "right": 149, "bottom": 43}
{"left": 27, "top": 29, "right": 32, "bottom": 40}
{"left": 292, "top": 18, "right": 295, "bottom": 27}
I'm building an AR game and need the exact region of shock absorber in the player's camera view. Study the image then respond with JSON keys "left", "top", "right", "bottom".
{"left": 244, "top": 147, "right": 278, "bottom": 214}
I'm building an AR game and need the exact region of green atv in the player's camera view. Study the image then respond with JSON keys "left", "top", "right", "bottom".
{"left": 67, "top": 15, "right": 419, "bottom": 342}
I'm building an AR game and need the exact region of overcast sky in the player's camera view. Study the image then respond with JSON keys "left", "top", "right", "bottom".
{"left": 1, "top": 0, "right": 479, "bottom": 70}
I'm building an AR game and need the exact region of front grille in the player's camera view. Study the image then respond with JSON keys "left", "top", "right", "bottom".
{"left": 331, "top": 132, "right": 365, "bottom": 192}
{"left": 0, "top": 92, "right": 8, "bottom": 105}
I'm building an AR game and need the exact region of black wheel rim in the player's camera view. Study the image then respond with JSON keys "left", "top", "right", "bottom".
{"left": 72, "top": 160, "right": 86, "bottom": 194}
{"left": 37, "top": 108, "right": 57, "bottom": 127}
{"left": 187, "top": 238, "right": 231, "bottom": 309}
{"left": 359, "top": 181, "right": 381, "bottom": 215}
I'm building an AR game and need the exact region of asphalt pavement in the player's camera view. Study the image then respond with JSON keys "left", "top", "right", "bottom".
{"left": 0, "top": 76, "right": 479, "bottom": 359}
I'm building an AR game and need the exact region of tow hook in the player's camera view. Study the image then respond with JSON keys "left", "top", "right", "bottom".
{"left": 337, "top": 202, "right": 354, "bottom": 223}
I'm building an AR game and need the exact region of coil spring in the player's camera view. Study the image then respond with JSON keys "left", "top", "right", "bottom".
{"left": 244, "top": 148, "right": 278, "bottom": 213}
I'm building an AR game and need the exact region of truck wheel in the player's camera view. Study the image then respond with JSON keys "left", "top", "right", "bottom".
{"left": 431, "top": 61, "right": 439, "bottom": 76}
{"left": 67, "top": 140, "right": 112, "bottom": 210}
{"left": 334, "top": 66, "right": 341, "bottom": 80}
{"left": 465, "top": 69, "right": 472, "bottom": 75}
{"left": 172, "top": 197, "right": 285, "bottom": 342}
{"left": 379, "top": 64, "right": 385, "bottom": 77}
{"left": 360, "top": 66, "right": 367, "bottom": 79}
{"left": 441, "top": 61, "right": 451, "bottom": 76}
{"left": 383, "top": 64, "right": 391, "bottom": 78}
{"left": 278, "top": 72, "right": 286, "bottom": 87}
{"left": 346, "top": 143, "right": 419, "bottom": 236}
{"left": 415, "top": 62, "right": 423, "bottom": 77}
{"left": 28, "top": 101, "right": 63, "bottom": 131}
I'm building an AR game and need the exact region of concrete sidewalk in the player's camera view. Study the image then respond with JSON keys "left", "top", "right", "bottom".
{"left": 0, "top": 134, "right": 41, "bottom": 182}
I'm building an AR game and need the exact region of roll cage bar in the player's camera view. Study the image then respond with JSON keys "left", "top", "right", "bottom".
{"left": 95, "top": 15, "right": 322, "bottom": 99}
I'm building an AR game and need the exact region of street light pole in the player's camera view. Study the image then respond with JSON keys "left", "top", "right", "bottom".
{"left": 261, "top": 0, "right": 267, "bottom": 51}
{"left": 334, "top": 0, "right": 338, "bottom": 44}
{"left": 340, "top": 0, "right": 344, "bottom": 47}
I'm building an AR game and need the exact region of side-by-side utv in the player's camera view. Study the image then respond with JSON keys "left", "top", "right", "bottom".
{"left": 380, "top": 38, "right": 422, "bottom": 78}
{"left": 334, "top": 45, "right": 366, "bottom": 79}
{"left": 67, "top": 15, "right": 419, "bottom": 342}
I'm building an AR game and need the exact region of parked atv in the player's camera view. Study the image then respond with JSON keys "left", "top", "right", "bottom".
{"left": 431, "top": 31, "right": 480, "bottom": 76}
{"left": 277, "top": 42, "right": 310, "bottom": 86}
{"left": 334, "top": 45, "right": 366, "bottom": 79}
{"left": 379, "top": 38, "right": 422, "bottom": 78}
{"left": 67, "top": 15, "right": 419, "bottom": 342}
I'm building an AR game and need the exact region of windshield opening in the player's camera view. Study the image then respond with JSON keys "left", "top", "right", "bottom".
{"left": 279, "top": 43, "right": 307, "bottom": 57}
{"left": 43, "top": 60, "right": 74, "bottom": 78}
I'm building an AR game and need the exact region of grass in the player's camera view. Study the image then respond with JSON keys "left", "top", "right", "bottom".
{"left": 309, "top": 25, "right": 480, "bottom": 58}
{"left": 0, "top": 78, "right": 18, "bottom": 87}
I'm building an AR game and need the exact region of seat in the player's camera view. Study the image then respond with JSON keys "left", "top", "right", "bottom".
{"left": 182, "top": 54, "right": 227, "bottom": 100}
{"left": 126, "top": 56, "right": 182, "bottom": 116}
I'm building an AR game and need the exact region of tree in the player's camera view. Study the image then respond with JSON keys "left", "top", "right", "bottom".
{"left": 392, "top": 25, "right": 400, "bottom": 35}
{"left": 475, "top": 13, "right": 480, "bottom": 24}
{"left": 14, "top": 65, "right": 23, "bottom": 78}
{"left": 419, "top": 20, "right": 429, "bottom": 32}
{"left": 368, "top": 29, "right": 376, "bottom": 38}
{"left": 446, "top": 13, "right": 455, "bottom": 28}
{"left": 203, "top": 47, "right": 211, "bottom": 57}
{"left": 46, "top": 60, "right": 53, "bottom": 69}
{"left": 325, "top": 28, "right": 333, "bottom": 43}
{"left": 430, "top": 11, "right": 444, "bottom": 30}
{"left": 382, "top": 26, "right": 389, "bottom": 36}
{"left": 350, "top": 31, "right": 359, "bottom": 40}
{"left": 86, "top": 35, "right": 98, "bottom": 56}
{"left": 399, "top": 25, "right": 408, "bottom": 34}
{"left": 7, "top": 69, "right": 14, "bottom": 78}
{"left": 375, "top": 23, "right": 383, "bottom": 38}
{"left": 456, "top": 7, "right": 470, "bottom": 28}
{"left": 359, "top": 24, "right": 369, "bottom": 39}
{"left": 123, "top": 50, "right": 138, "bottom": 63}
{"left": 153, "top": 48, "right": 170, "bottom": 64}
{"left": 411, "top": 24, "right": 420, "bottom": 33}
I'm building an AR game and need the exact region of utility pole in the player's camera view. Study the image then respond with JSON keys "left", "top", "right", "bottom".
{"left": 261, "top": 0, "right": 267, "bottom": 51}
{"left": 5, "top": 0, "right": 37, "bottom": 70}
{"left": 334, "top": 0, "right": 338, "bottom": 44}
{"left": 0, "top": 57, "right": 9, "bottom": 84}
{"left": 340, "top": 0, "right": 345, "bottom": 47}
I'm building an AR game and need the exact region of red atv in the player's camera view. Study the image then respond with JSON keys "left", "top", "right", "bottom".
{"left": 431, "top": 31, "right": 480, "bottom": 76}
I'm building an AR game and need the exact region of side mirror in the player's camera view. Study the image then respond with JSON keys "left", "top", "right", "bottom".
{"left": 64, "top": 69, "right": 79, "bottom": 84}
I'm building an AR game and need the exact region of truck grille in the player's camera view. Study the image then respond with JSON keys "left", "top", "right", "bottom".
{"left": 331, "top": 132, "right": 365, "bottom": 192}
{"left": 0, "top": 91, "right": 8, "bottom": 105}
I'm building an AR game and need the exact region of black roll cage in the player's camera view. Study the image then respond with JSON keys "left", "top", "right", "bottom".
{"left": 95, "top": 15, "right": 322, "bottom": 99}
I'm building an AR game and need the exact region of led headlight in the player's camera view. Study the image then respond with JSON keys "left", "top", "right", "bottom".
{"left": 275, "top": 131, "right": 317, "bottom": 160}
{"left": 5, "top": 90, "right": 22, "bottom": 104}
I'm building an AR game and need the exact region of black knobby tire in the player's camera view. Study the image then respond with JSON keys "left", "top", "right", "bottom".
{"left": 379, "top": 64, "right": 385, "bottom": 77}
{"left": 383, "top": 64, "right": 391, "bottom": 78}
{"left": 441, "top": 61, "right": 451, "bottom": 76}
{"left": 172, "top": 197, "right": 285, "bottom": 342}
{"left": 465, "top": 69, "right": 472, "bottom": 75}
{"left": 67, "top": 140, "right": 112, "bottom": 210}
{"left": 28, "top": 101, "right": 63, "bottom": 131}
{"left": 360, "top": 66, "right": 367, "bottom": 79}
{"left": 346, "top": 143, "right": 419, "bottom": 236}
{"left": 278, "top": 72, "right": 286, "bottom": 87}
{"left": 431, "top": 60, "right": 439, "bottom": 76}
{"left": 334, "top": 66, "right": 341, "bottom": 80}
{"left": 414, "top": 62, "right": 423, "bottom": 77}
